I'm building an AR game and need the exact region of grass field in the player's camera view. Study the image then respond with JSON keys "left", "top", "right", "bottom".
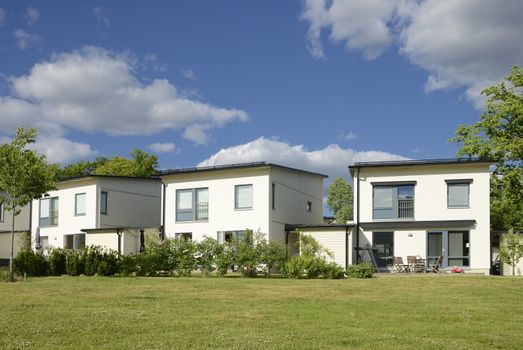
{"left": 1, "top": 275, "right": 522, "bottom": 350}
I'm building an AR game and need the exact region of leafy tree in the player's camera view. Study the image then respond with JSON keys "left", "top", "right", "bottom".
{"left": 499, "top": 229, "right": 523, "bottom": 276}
{"left": 0, "top": 128, "right": 56, "bottom": 281}
{"left": 58, "top": 157, "right": 108, "bottom": 178}
{"left": 450, "top": 66, "right": 523, "bottom": 229}
{"left": 327, "top": 177, "right": 353, "bottom": 223}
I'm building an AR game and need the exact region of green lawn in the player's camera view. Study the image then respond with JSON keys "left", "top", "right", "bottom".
{"left": 1, "top": 276, "right": 522, "bottom": 350}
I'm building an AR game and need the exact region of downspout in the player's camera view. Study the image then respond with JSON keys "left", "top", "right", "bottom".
{"left": 345, "top": 225, "right": 349, "bottom": 270}
{"left": 285, "top": 229, "right": 290, "bottom": 260}
{"left": 116, "top": 228, "right": 122, "bottom": 255}
{"left": 355, "top": 167, "right": 361, "bottom": 263}
{"left": 161, "top": 180, "right": 166, "bottom": 241}
{"left": 29, "top": 200, "right": 33, "bottom": 242}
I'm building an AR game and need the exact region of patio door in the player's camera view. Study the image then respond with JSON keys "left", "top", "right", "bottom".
{"left": 373, "top": 232, "right": 394, "bottom": 268}
{"left": 427, "top": 231, "right": 469, "bottom": 268}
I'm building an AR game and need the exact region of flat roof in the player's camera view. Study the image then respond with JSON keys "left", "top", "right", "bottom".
{"left": 349, "top": 158, "right": 491, "bottom": 173}
{"left": 58, "top": 174, "right": 161, "bottom": 183}
{"left": 285, "top": 223, "right": 354, "bottom": 231}
{"left": 159, "top": 161, "right": 328, "bottom": 178}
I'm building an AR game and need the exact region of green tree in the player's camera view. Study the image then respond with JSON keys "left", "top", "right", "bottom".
{"left": 450, "top": 66, "right": 523, "bottom": 229}
{"left": 327, "top": 177, "right": 353, "bottom": 223}
{"left": 499, "top": 229, "right": 523, "bottom": 276}
{"left": 0, "top": 128, "right": 56, "bottom": 281}
{"left": 58, "top": 149, "right": 158, "bottom": 178}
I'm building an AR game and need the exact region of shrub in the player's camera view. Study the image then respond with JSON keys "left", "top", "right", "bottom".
{"left": 322, "top": 262, "right": 346, "bottom": 279}
{"left": 66, "top": 250, "right": 85, "bottom": 276}
{"left": 96, "top": 251, "right": 119, "bottom": 276}
{"left": 118, "top": 254, "right": 138, "bottom": 276}
{"left": 347, "top": 263, "right": 374, "bottom": 278}
{"left": 48, "top": 248, "right": 67, "bottom": 276}
{"left": 282, "top": 255, "right": 326, "bottom": 279}
{"left": 196, "top": 237, "right": 219, "bottom": 277}
{"left": 137, "top": 238, "right": 174, "bottom": 276}
{"left": 214, "top": 244, "right": 233, "bottom": 277}
{"left": 231, "top": 230, "right": 259, "bottom": 277}
{"left": 13, "top": 250, "right": 48, "bottom": 277}
{"left": 256, "top": 239, "right": 287, "bottom": 277}
{"left": 84, "top": 246, "right": 105, "bottom": 276}
{"left": 169, "top": 238, "right": 196, "bottom": 277}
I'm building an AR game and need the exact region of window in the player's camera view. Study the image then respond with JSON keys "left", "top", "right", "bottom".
{"left": 75, "top": 193, "right": 86, "bottom": 216}
{"left": 0, "top": 202, "right": 4, "bottom": 222}
{"left": 427, "top": 231, "right": 469, "bottom": 268}
{"left": 271, "top": 183, "right": 276, "bottom": 209}
{"left": 100, "top": 191, "right": 108, "bottom": 214}
{"left": 373, "top": 232, "right": 394, "bottom": 268}
{"left": 217, "top": 230, "right": 249, "bottom": 244}
{"left": 176, "top": 188, "right": 209, "bottom": 222}
{"left": 306, "top": 201, "right": 312, "bottom": 212}
{"left": 372, "top": 183, "right": 415, "bottom": 219}
{"left": 40, "top": 236, "right": 49, "bottom": 249}
{"left": 235, "top": 184, "right": 253, "bottom": 210}
{"left": 40, "top": 197, "right": 59, "bottom": 226}
{"left": 175, "top": 232, "right": 192, "bottom": 241}
{"left": 64, "top": 233, "right": 85, "bottom": 250}
{"left": 446, "top": 180, "right": 471, "bottom": 208}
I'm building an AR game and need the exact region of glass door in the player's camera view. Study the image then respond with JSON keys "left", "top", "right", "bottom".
{"left": 373, "top": 232, "right": 394, "bottom": 268}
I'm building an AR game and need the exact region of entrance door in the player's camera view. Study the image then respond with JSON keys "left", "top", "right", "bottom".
{"left": 373, "top": 232, "right": 394, "bottom": 268}
{"left": 427, "top": 231, "right": 469, "bottom": 268}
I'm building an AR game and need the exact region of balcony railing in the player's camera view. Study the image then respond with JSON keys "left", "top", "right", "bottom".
{"left": 398, "top": 199, "right": 414, "bottom": 218}
{"left": 196, "top": 202, "right": 208, "bottom": 221}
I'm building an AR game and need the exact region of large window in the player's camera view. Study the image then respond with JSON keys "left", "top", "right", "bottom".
{"left": 217, "top": 230, "right": 249, "bottom": 244}
{"left": 75, "top": 193, "right": 86, "bottom": 216}
{"left": 235, "top": 184, "right": 253, "bottom": 210}
{"left": 176, "top": 188, "right": 209, "bottom": 222}
{"left": 64, "top": 233, "right": 85, "bottom": 250}
{"left": 40, "top": 197, "right": 59, "bottom": 227}
{"left": 100, "top": 191, "right": 108, "bottom": 214}
{"left": 0, "top": 202, "right": 4, "bottom": 222}
{"left": 373, "top": 183, "right": 415, "bottom": 219}
{"left": 427, "top": 231, "right": 470, "bottom": 268}
{"left": 446, "top": 180, "right": 471, "bottom": 208}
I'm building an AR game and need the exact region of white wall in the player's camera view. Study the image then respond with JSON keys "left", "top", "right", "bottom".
{"left": 0, "top": 190, "right": 31, "bottom": 232}
{"left": 353, "top": 163, "right": 491, "bottom": 273}
{"left": 98, "top": 177, "right": 161, "bottom": 229}
{"left": 0, "top": 231, "right": 27, "bottom": 259}
{"left": 300, "top": 228, "right": 351, "bottom": 269}
{"left": 163, "top": 168, "right": 271, "bottom": 242}
{"left": 32, "top": 178, "right": 98, "bottom": 249}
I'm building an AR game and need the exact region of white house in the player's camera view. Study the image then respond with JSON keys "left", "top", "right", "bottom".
{"left": 349, "top": 158, "right": 491, "bottom": 274}
{"left": 31, "top": 175, "right": 161, "bottom": 254}
{"left": 0, "top": 192, "right": 31, "bottom": 263}
{"left": 160, "top": 162, "right": 326, "bottom": 244}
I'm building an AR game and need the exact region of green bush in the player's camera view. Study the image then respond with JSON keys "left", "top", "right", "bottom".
{"left": 13, "top": 250, "right": 48, "bottom": 277}
{"left": 66, "top": 250, "right": 85, "bottom": 276}
{"left": 282, "top": 255, "right": 325, "bottom": 279}
{"left": 256, "top": 239, "right": 287, "bottom": 277}
{"left": 48, "top": 248, "right": 67, "bottom": 276}
{"left": 96, "top": 251, "right": 119, "bottom": 276}
{"left": 322, "top": 262, "right": 346, "bottom": 279}
{"left": 118, "top": 254, "right": 138, "bottom": 276}
{"left": 196, "top": 237, "right": 219, "bottom": 277}
{"left": 214, "top": 243, "right": 233, "bottom": 277}
{"left": 137, "top": 238, "right": 174, "bottom": 276}
{"left": 169, "top": 238, "right": 196, "bottom": 277}
{"left": 347, "top": 263, "right": 374, "bottom": 278}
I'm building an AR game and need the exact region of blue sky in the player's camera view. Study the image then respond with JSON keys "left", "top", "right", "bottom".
{"left": 0, "top": 0, "right": 521, "bottom": 183}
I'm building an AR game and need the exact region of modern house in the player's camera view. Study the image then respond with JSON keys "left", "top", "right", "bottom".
{"left": 30, "top": 175, "right": 162, "bottom": 254}
{"left": 160, "top": 162, "right": 326, "bottom": 245}
{"left": 350, "top": 158, "right": 491, "bottom": 274}
{"left": 0, "top": 191, "right": 31, "bottom": 264}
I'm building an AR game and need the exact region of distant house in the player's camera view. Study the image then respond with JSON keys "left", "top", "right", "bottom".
{"left": 0, "top": 191, "right": 31, "bottom": 265}
{"left": 160, "top": 162, "right": 326, "bottom": 247}
{"left": 31, "top": 175, "right": 161, "bottom": 254}
{"left": 350, "top": 158, "right": 491, "bottom": 274}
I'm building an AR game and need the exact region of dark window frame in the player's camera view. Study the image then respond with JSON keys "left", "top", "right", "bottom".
{"left": 372, "top": 183, "right": 415, "bottom": 220}
{"left": 39, "top": 196, "right": 59, "bottom": 227}
{"left": 100, "top": 191, "right": 108, "bottom": 215}
{"left": 446, "top": 180, "right": 471, "bottom": 208}
{"left": 176, "top": 187, "right": 209, "bottom": 222}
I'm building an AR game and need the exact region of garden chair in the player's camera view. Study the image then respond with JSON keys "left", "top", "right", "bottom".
{"left": 393, "top": 256, "right": 409, "bottom": 273}
{"left": 407, "top": 255, "right": 424, "bottom": 273}
{"left": 428, "top": 255, "right": 443, "bottom": 273}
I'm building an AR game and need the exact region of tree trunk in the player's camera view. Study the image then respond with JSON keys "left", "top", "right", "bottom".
{"left": 9, "top": 208, "right": 15, "bottom": 282}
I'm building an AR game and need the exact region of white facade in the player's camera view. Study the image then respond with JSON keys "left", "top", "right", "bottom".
{"left": 31, "top": 176, "right": 161, "bottom": 252}
{"left": 162, "top": 163, "right": 325, "bottom": 243}
{"left": 351, "top": 160, "right": 491, "bottom": 274}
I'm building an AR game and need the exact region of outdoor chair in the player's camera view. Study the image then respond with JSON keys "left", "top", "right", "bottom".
{"left": 393, "top": 256, "right": 410, "bottom": 273}
{"left": 427, "top": 255, "right": 443, "bottom": 273}
{"left": 407, "top": 255, "right": 424, "bottom": 273}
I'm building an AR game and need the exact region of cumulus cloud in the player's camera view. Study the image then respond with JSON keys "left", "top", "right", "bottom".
{"left": 25, "top": 6, "right": 39, "bottom": 26}
{"left": 198, "top": 137, "right": 408, "bottom": 184}
{"left": 148, "top": 142, "right": 176, "bottom": 154}
{"left": 301, "top": 0, "right": 523, "bottom": 107}
{"left": 0, "top": 8, "right": 6, "bottom": 26}
{"left": 31, "top": 136, "right": 98, "bottom": 164}
{"left": 0, "top": 46, "right": 249, "bottom": 162}
{"left": 14, "top": 29, "right": 41, "bottom": 49}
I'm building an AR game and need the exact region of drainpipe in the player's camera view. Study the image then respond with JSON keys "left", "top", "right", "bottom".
{"left": 116, "top": 228, "right": 122, "bottom": 255}
{"left": 161, "top": 180, "right": 166, "bottom": 241}
{"left": 345, "top": 225, "right": 349, "bottom": 270}
{"left": 355, "top": 167, "right": 361, "bottom": 263}
{"left": 285, "top": 229, "right": 290, "bottom": 260}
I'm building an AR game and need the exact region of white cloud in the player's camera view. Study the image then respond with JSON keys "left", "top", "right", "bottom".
{"left": 32, "top": 136, "right": 98, "bottom": 164}
{"left": 144, "top": 53, "right": 167, "bottom": 72}
{"left": 300, "top": 0, "right": 523, "bottom": 107}
{"left": 94, "top": 6, "right": 110, "bottom": 31}
{"left": 148, "top": 142, "right": 175, "bottom": 154}
{"left": 0, "top": 8, "right": 7, "bottom": 26}
{"left": 198, "top": 137, "right": 408, "bottom": 184}
{"left": 25, "top": 6, "right": 39, "bottom": 26}
{"left": 182, "top": 69, "right": 197, "bottom": 81}
{"left": 14, "top": 29, "right": 41, "bottom": 50}
{"left": 0, "top": 46, "right": 248, "bottom": 162}
{"left": 337, "top": 130, "right": 357, "bottom": 141}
